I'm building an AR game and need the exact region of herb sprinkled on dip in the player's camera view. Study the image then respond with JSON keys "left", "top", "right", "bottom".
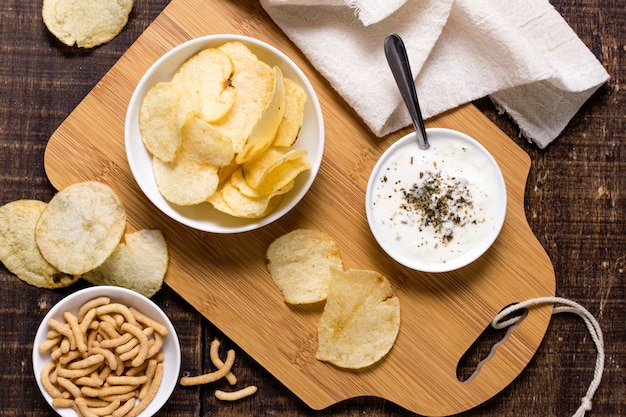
{"left": 367, "top": 129, "right": 506, "bottom": 270}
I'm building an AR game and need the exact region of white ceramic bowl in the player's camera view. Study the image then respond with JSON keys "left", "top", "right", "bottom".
{"left": 366, "top": 128, "right": 507, "bottom": 273}
{"left": 125, "top": 34, "right": 324, "bottom": 233}
{"left": 33, "top": 286, "right": 180, "bottom": 417}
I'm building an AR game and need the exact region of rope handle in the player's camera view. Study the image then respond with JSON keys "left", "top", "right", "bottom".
{"left": 492, "top": 297, "right": 605, "bottom": 417}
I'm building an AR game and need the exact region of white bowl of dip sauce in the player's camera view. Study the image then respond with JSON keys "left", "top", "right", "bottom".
{"left": 366, "top": 128, "right": 507, "bottom": 273}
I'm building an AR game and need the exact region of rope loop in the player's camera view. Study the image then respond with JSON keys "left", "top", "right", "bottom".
{"left": 491, "top": 297, "right": 604, "bottom": 417}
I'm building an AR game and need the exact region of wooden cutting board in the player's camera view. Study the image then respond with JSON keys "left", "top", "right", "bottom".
{"left": 43, "top": 0, "right": 556, "bottom": 415}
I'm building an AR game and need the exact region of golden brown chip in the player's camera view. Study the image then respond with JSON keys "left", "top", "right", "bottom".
{"left": 171, "top": 47, "right": 236, "bottom": 123}
{"left": 42, "top": 0, "right": 133, "bottom": 48}
{"left": 219, "top": 182, "right": 273, "bottom": 218}
{"left": 316, "top": 267, "right": 401, "bottom": 369}
{"left": 266, "top": 229, "right": 343, "bottom": 304}
{"left": 139, "top": 82, "right": 202, "bottom": 163}
{"left": 180, "top": 117, "right": 235, "bottom": 167}
{"left": 242, "top": 146, "right": 308, "bottom": 190}
{"left": 272, "top": 77, "right": 307, "bottom": 147}
{"left": 230, "top": 166, "right": 294, "bottom": 199}
{"left": 236, "top": 66, "right": 286, "bottom": 164}
{"left": 0, "top": 200, "right": 77, "bottom": 288}
{"left": 82, "top": 229, "right": 168, "bottom": 298}
{"left": 212, "top": 41, "right": 274, "bottom": 153}
{"left": 207, "top": 185, "right": 282, "bottom": 219}
{"left": 253, "top": 156, "right": 310, "bottom": 196}
{"left": 152, "top": 156, "right": 220, "bottom": 206}
{"left": 35, "top": 181, "right": 127, "bottom": 276}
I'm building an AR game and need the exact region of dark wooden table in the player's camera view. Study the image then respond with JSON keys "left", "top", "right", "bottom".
{"left": 1, "top": 1, "right": 623, "bottom": 416}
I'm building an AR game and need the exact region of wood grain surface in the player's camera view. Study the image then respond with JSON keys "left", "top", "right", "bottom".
{"left": 41, "top": 0, "right": 557, "bottom": 414}
{"left": 0, "top": 1, "right": 623, "bottom": 416}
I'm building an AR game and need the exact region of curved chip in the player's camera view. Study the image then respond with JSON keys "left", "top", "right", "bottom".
{"left": 242, "top": 146, "right": 308, "bottom": 190}
{"left": 171, "top": 47, "right": 236, "bottom": 123}
{"left": 208, "top": 184, "right": 282, "bottom": 219}
{"left": 230, "top": 166, "right": 294, "bottom": 199}
{"left": 272, "top": 77, "right": 307, "bottom": 147}
{"left": 82, "top": 229, "right": 168, "bottom": 298}
{"left": 152, "top": 156, "right": 220, "bottom": 206}
{"left": 42, "top": 0, "right": 133, "bottom": 48}
{"left": 35, "top": 182, "right": 127, "bottom": 276}
{"left": 236, "top": 66, "right": 286, "bottom": 164}
{"left": 0, "top": 200, "right": 77, "bottom": 288}
{"left": 212, "top": 41, "right": 274, "bottom": 153}
{"left": 219, "top": 182, "right": 273, "bottom": 218}
{"left": 139, "top": 82, "right": 202, "bottom": 162}
{"left": 316, "top": 267, "right": 401, "bottom": 369}
{"left": 254, "top": 156, "right": 310, "bottom": 196}
{"left": 180, "top": 117, "right": 235, "bottom": 167}
{"left": 266, "top": 229, "right": 343, "bottom": 304}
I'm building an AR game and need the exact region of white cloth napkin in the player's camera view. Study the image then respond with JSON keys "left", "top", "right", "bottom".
{"left": 260, "top": 0, "right": 609, "bottom": 148}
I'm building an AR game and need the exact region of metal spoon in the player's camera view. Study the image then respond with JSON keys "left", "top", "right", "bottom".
{"left": 384, "top": 34, "right": 429, "bottom": 150}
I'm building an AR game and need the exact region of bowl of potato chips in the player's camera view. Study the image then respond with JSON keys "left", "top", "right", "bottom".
{"left": 33, "top": 285, "right": 180, "bottom": 417}
{"left": 125, "top": 34, "right": 324, "bottom": 233}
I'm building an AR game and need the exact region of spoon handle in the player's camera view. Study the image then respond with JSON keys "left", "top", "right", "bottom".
{"left": 384, "top": 34, "right": 429, "bottom": 150}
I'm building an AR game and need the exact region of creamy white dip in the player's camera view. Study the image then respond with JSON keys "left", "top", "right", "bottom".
{"left": 367, "top": 129, "right": 506, "bottom": 270}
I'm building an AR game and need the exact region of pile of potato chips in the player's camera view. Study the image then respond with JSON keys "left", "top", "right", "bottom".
{"left": 266, "top": 229, "right": 401, "bottom": 369}
{"left": 139, "top": 41, "right": 311, "bottom": 219}
{"left": 0, "top": 181, "right": 167, "bottom": 298}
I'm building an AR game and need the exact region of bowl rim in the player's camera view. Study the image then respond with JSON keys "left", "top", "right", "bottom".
{"left": 365, "top": 127, "right": 507, "bottom": 273}
{"left": 32, "top": 286, "right": 181, "bottom": 417}
{"left": 124, "top": 34, "right": 324, "bottom": 233}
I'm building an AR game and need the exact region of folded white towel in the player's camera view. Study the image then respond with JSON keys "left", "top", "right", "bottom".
{"left": 261, "top": 0, "right": 609, "bottom": 148}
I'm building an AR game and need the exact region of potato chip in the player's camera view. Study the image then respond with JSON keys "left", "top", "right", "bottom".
{"left": 180, "top": 117, "right": 235, "bottom": 167}
{"left": 236, "top": 66, "right": 286, "bottom": 164}
{"left": 139, "top": 82, "right": 202, "bottom": 162}
{"left": 272, "top": 77, "right": 307, "bottom": 147}
{"left": 171, "top": 47, "right": 236, "bottom": 123}
{"left": 152, "top": 156, "right": 219, "bottom": 206}
{"left": 219, "top": 183, "right": 273, "bottom": 218}
{"left": 266, "top": 229, "right": 343, "bottom": 304}
{"left": 82, "top": 230, "right": 168, "bottom": 298}
{"left": 254, "top": 156, "right": 310, "bottom": 196}
{"left": 212, "top": 42, "right": 274, "bottom": 153}
{"left": 316, "top": 267, "right": 401, "bottom": 369}
{"left": 35, "top": 181, "right": 127, "bottom": 276}
{"left": 230, "top": 167, "right": 294, "bottom": 199}
{"left": 242, "top": 146, "right": 308, "bottom": 190}
{"left": 208, "top": 185, "right": 282, "bottom": 219}
{"left": 42, "top": 0, "right": 133, "bottom": 48}
{"left": 0, "top": 200, "right": 77, "bottom": 288}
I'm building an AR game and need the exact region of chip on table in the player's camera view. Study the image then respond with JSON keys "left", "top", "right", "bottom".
{"left": 42, "top": 0, "right": 133, "bottom": 48}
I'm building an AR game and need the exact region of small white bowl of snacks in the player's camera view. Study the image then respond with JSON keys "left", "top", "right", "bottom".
{"left": 125, "top": 34, "right": 324, "bottom": 233}
{"left": 366, "top": 128, "right": 507, "bottom": 273}
{"left": 33, "top": 286, "right": 180, "bottom": 417}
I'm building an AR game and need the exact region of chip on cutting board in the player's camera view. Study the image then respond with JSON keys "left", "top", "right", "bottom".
{"left": 0, "top": 200, "right": 77, "bottom": 288}
{"left": 82, "top": 229, "right": 168, "bottom": 298}
{"left": 316, "top": 267, "right": 401, "bottom": 369}
{"left": 266, "top": 229, "right": 343, "bottom": 304}
{"left": 35, "top": 181, "right": 127, "bottom": 276}
{"left": 42, "top": 0, "right": 133, "bottom": 48}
